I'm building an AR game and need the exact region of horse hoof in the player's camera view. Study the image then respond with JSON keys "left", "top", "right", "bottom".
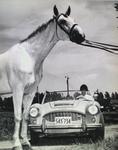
{"left": 22, "top": 144, "right": 33, "bottom": 150}
{"left": 12, "top": 146, "right": 23, "bottom": 150}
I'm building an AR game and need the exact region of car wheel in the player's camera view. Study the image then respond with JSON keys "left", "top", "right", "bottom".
{"left": 30, "top": 130, "right": 39, "bottom": 145}
{"left": 90, "top": 114, "right": 105, "bottom": 142}
{"left": 91, "top": 126, "right": 104, "bottom": 142}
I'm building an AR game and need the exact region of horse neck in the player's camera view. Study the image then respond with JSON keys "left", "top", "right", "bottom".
{"left": 24, "top": 19, "right": 59, "bottom": 64}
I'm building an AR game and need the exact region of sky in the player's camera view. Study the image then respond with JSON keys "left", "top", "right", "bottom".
{"left": 0, "top": 0, "right": 118, "bottom": 93}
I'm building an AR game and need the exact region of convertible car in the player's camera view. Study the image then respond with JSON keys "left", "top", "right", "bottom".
{"left": 28, "top": 91, "right": 105, "bottom": 144}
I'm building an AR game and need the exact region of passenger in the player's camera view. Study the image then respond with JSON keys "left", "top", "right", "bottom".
{"left": 76, "top": 84, "right": 94, "bottom": 101}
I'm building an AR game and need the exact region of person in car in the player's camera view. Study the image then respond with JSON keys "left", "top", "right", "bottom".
{"left": 76, "top": 84, "right": 94, "bottom": 101}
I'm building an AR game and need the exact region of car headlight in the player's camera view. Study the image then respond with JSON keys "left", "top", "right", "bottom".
{"left": 29, "top": 107, "right": 39, "bottom": 117}
{"left": 88, "top": 105, "right": 98, "bottom": 115}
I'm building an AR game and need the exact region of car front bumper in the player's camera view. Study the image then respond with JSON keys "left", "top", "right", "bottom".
{"left": 28, "top": 123, "right": 103, "bottom": 136}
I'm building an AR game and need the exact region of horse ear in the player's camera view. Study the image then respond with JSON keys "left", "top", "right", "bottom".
{"left": 65, "top": 6, "right": 71, "bottom": 16}
{"left": 53, "top": 5, "right": 59, "bottom": 17}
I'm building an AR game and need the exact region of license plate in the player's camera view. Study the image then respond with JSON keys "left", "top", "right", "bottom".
{"left": 55, "top": 117, "right": 72, "bottom": 125}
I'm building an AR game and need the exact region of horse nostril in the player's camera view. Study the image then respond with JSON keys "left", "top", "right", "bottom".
{"left": 70, "top": 28, "right": 85, "bottom": 44}
{"left": 79, "top": 33, "right": 85, "bottom": 43}
{"left": 82, "top": 33, "right": 86, "bottom": 40}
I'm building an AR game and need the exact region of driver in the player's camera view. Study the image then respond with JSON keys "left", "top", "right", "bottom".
{"left": 76, "top": 84, "right": 94, "bottom": 101}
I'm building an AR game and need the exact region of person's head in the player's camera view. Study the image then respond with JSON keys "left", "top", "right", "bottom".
{"left": 80, "top": 84, "right": 88, "bottom": 96}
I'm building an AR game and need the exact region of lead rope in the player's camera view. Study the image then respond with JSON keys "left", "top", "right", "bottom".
{"left": 80, "top": 39, "right": 118, "bottom": 55}
{"left": 86, "top": 40, "right": 118, "bottom": 48}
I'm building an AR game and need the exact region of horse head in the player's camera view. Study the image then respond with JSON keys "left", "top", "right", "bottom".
{"left": 53, "top": 5, "right": 85, "bottom": 44}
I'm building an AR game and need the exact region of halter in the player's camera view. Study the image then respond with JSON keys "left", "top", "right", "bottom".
{"left": 54, "top": 14, "right": 78, "bottom": 40}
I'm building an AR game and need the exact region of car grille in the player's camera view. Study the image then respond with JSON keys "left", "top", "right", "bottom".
{"left": 44, "top": 112, "right": 82, "bottom": 122}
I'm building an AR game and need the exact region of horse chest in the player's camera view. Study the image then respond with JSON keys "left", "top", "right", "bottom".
{"left": 24, "top": 64, "right": 43, "bottom": 87}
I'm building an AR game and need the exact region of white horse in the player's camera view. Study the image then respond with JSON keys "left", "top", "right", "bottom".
{"left": 0, "top": 6, "right": 85, "bottom": 150}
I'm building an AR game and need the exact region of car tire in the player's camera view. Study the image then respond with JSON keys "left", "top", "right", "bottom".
{"left": 90, "top": 114, "right": 105, "bottom": 142}
{"left": 91, "top": 127, "right": 104, "bottom": 142}
{"left": 30, "top": 130, "right": 39, "bottom": 145}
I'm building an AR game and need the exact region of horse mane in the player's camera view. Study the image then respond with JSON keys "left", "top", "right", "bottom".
{"left": 20, "top": 18, "right": 54, "bottom": 43}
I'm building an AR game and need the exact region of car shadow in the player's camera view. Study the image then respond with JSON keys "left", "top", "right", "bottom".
{"left": 30, "top": 136, "right": 93, "bottom": 146}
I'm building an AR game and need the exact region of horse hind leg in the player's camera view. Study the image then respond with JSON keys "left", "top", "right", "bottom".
{"left": 12, "top": 86, "right": 24, "bottom": 150}
{"left": 20, "top": 91, "right": 36, "bottom": 150}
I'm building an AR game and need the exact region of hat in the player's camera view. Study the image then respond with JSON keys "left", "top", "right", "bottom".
{"left": 80, "top": 84, "right": 88, "bottom": 91}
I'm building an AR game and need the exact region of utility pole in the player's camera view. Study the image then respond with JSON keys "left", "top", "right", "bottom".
{"left": 65, "top": 76, "right": 70, "bottom": 97}
{"left": 37, "top": 86, "right": 40, "bottom": 103}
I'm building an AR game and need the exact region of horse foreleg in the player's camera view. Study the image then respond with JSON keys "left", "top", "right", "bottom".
{"left": 20, "top": 91, "right": 36, "bottom": 149}
{"left": 12, "top": 87, "right": 24, "bottom": 150}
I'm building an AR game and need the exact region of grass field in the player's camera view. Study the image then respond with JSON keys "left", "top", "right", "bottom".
{"left": 0, "top": 112, "right": 118, "bottom": 150}
{"left": 0, "top": 138, "right": 118, "bottom": 150}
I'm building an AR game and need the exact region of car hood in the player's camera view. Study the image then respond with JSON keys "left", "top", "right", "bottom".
{"left": 39, "top": 99, "right": 98, "bottom": 115}
{"left": 50, "top": 100, "right": 75, "bottom": 107}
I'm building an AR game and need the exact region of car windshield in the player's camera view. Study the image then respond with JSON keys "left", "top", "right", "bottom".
{"left": 42, "top": 90, "right": 91, "bottom": 104}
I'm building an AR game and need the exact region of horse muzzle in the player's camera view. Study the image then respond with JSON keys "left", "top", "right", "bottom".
{"left": 69, "top": 24, "right": 85, "bottom": 44}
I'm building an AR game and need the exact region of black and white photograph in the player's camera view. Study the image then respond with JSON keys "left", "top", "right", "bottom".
{"left": 0, "top": 0, "right": 118, "bottom": 150}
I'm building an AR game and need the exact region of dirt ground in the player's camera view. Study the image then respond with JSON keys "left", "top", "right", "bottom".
{"left": 0, "top": 124, "right": 118, "bottom": 150}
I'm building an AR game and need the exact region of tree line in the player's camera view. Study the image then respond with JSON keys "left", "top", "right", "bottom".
{"left": 0, "top": 92, "right": 44, "bottom": 112}
{"left": 0, "top": 90, "right": 118, "bottom": 112}
{"left": 95, "top": 90, "right": 118, "bottom": 112}
{"left": 114, "top": 2, "right": 118, "bottom": 28}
